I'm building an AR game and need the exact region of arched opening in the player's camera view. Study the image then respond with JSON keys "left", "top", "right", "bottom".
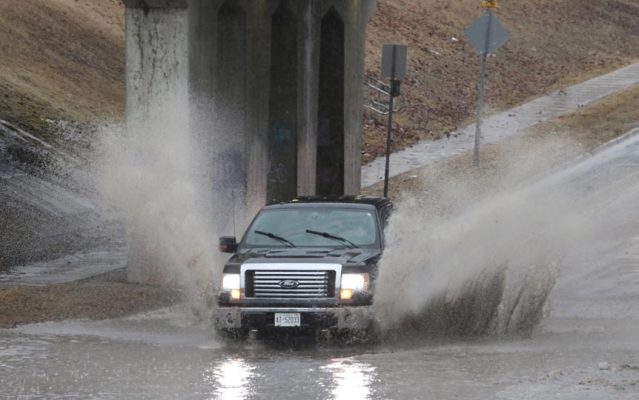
{"left": 215, "top": 1, "right": 247, "bottom": 191}
{"left": 267, "top": 2, "right": 298, "bottom": 202}
{"left": 316, "top": 7, "right": 344, "bottom": 197}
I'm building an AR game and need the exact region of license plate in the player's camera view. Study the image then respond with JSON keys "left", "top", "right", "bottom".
{"left": 274, "top": 313, "right": 301, "bottom": 327}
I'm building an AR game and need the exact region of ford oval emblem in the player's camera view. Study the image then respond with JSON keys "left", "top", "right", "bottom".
{"left": 279, "top": 279, "right": 300, "bottom": 289}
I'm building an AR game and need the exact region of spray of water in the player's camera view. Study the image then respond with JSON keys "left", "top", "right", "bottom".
{"left": 374, "top": 137, "right": 592, "bottom": 337}
{"left": 95, "top": 95, "right": 224, "bottom": 317}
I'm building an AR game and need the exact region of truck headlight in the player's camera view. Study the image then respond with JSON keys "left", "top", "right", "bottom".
{"left": 341, "top": 273, "right": 369, "bottom": 300}
{"left": 222, "top": 274, "right": 241, "bottom": 300}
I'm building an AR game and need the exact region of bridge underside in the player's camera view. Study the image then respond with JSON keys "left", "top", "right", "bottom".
{"left": 122, "top": 0, "right": 377, "bottom": 283}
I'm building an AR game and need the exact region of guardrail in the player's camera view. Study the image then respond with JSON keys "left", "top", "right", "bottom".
{"left": 363, "top": 75, "right": 402, "bottom": 115}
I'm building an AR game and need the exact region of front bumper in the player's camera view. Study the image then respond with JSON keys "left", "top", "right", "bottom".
{"left": 215, "top": 306, "right": 374, "bottom": 331}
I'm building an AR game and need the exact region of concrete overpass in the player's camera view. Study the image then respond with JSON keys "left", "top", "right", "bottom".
{"left": 123, "top": 0, "right": 377, "bottom": 204}
{"left": 122, "top": 0, "right": 377, "bottom": 283}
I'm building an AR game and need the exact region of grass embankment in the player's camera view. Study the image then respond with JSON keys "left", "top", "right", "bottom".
{"left": 363, "top": 0, "right": 639, "bottom": 162}
{"left": 0, "top": 278, "right": 179, "bottom": 329}
{"left": 1, "top": 0, "right": 639, "bottom": 153}
{"left": 0, "top": 0, "right": 124, "bottom": 139}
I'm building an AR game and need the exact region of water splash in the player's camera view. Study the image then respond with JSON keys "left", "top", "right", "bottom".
{"left": 90, "top": 7, "right": 232, "bottom": 316}
{"left": 0, "top": 119, "right": 122, "bottom": 270}
{"left": 374, "top": 137, "right": 591, "bottom": 337}
{"left": 95, "top": 101, "right": 224, "bottom": 316}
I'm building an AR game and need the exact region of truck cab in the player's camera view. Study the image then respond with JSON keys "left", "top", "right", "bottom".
{"left": 215, "top": 196, "right": 392, "bottom": 338}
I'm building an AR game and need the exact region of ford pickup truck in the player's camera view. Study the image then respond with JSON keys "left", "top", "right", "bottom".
{"left": 215, "top": 196, "right": 392, "bottom": 339}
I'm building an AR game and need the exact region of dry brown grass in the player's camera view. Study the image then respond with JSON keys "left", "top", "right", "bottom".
{"left": 0, "top": 0, "right": 638, "bottom": 152}
{"left": 363, "top": 0, "right": 639, "bottom": 162}
{"left": 0, "top": 0, "right": 124, "bottom": 135}
{"left": 0, "top": 281, "right": 178, "bottom": 328}
{"left": 531, "top": 83, "right": 639, "bottom": 146}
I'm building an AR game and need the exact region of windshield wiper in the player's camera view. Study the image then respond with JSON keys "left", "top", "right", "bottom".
{"left": 254, "top": 230, "right": 296, "bottom": 248}
{"left": 305, "top": 229, "right": 358, "bottom": 249}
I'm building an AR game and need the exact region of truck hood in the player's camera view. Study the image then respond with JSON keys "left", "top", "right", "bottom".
{"left": 229, "top": 247, "right": 382, "bottom": 266}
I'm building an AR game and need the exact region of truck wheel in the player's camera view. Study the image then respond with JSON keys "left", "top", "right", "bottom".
{"left": 340, "top": 328, "right": 377, "bottom": 344}
{"left": 316, "top": 328, "right": 333, "bottom": 345}
{"left": 216, "top": 328, "right": 246, "bottom": 340}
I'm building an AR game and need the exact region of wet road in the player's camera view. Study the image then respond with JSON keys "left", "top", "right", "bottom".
{"left": 2, "top": 133, "right": 639, "bottom": 399}
{"left": 1, "top": 313, "right": 637, "bottom": 399}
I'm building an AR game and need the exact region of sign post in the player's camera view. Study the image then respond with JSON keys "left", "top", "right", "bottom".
{"left": 381, "top": 44, "right": 407, "bottom": 197}
{"left": 465, "top": 1, "right": 509, "bottom": 167}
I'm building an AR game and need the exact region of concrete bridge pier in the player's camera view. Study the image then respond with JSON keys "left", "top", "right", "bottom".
{"left": 122, "top": 0, "right": 377, "bottom": 284}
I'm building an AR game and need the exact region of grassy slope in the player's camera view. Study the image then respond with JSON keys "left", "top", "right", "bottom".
{"left": 363, "top": 0, "right": 639, "bottom": 162}
{"left": 0, "top": 0, "right": 124, "bottom": 137}
{"left": 0, "top": 0, "right": 638, "bottom": 154}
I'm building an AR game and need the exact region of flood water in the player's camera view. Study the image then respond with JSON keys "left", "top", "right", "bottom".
{"left": 1, "top": 311, "right": 637, "bottom": 399}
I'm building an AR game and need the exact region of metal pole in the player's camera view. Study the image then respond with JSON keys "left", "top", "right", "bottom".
{"left": 473, "top": 10, "right": 493, "bottom": 168}
{"left": 383, "top": 46, "right": 398, "bottom": 198}
{"left": 383, "top": 93, "right": 395, "bottom": 198}
{"left": 473, "top": 53, "right": 488, "bottom": 168}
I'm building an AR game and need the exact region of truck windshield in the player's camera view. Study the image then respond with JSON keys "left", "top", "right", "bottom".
{"left": 242, "top": 207, "right": 379, "bottom": 249}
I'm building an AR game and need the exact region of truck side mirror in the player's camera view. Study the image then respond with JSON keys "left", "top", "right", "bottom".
{"left": 219, "top": 236, "right": 238, "bottom": 253}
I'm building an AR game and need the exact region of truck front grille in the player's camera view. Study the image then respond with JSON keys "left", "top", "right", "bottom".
{"left": 246, "top": 270, "right": 335, "bottom": 298}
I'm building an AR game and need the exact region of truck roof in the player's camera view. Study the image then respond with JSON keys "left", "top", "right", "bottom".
{"left": 266, "top": 196, "right": 392, "bottom": 210}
